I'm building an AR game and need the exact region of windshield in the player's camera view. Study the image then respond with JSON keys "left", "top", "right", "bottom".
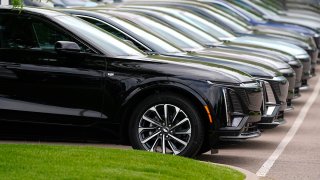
{"left": 128, "top": 15, "right": 205, "bottom": 51}
{"left": 242, "top": 0, "right": 278, "bottom": 17}
{"left": 55, "top": 15, "right": 144, "bottom": 57}
{"left": 234, "top": 4, "right": 265, "bottom": 22}
{"left": 136, "top": 6, "right": 238, "bottom": 38}
{"left": 124, "top": 9, "right": 220, "bottom": 46}
{"left": 108, "top": 16, "right": 182, "bottom": 54}
{"left": 163, "top": 8, "right": 235, "bottom": 39}
{"left": 229, "top": 0, "right": 265, "bottom": 18}
{"left": 209, "top": 3, "right": 251, "bottom": 25}
{"left": 192, "top": 5, "right": 251, "bottom": 34}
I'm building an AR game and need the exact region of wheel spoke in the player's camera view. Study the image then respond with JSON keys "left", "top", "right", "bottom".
{"left": 142, "top": 115, "right": 162, "bottom": 127}
{"left": 162, "top": 134, "right": 166, "bottom": 154}
{"left": 167, "top": 140, "right": 180, "bottom": 155}
{"left": 169, "top": 134, "right": 188, "bottom": 146}
{"left": 174, "top": 128, "right": 191, "bottom": 135}
{"left": 142, "top": 131, "right": 161, "bottom": 144}
{"left": 170, "top": 118, "right": 189, "bottom": 130}
{"left": 150, "top": 106, "right": 163, "bottom": 122}
{"left": 171, "top": 106, "right": 181, "bottom": 124}
{"left": 139, "top": 127, "right": 157, "bottom": 133}
{"left": 164, "top": 104, "right": 168, "bottom": 126}
{"left": 150, "top": 137, "right": 160, "bottom": 152}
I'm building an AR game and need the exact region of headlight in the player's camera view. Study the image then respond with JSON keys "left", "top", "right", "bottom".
{"left": 288, "top": 60, "right": 303, "bottom": 67}
{"left": 295, "top": 54, "right": 310, "bottom": 60}
{"left": 239, "top": 81, "right": 260, "bottom": 88}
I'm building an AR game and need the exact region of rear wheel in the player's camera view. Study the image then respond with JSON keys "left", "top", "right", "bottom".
{"left": 129, "top": 93, "right": 205, "bottom": 157}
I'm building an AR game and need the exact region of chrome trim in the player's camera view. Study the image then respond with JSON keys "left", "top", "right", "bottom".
{"left": 222, "top": 88, "right": 231, "bottom": 126}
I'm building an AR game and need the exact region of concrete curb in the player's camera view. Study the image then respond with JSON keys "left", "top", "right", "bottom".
{"left": 203, "top": 161, "right": 259, "bottom": 180}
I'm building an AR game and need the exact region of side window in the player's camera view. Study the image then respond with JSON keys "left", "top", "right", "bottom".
{"left": 79, "top": 16, "right": 150, "bottom": 52}
{"left": 32, "top": 21, "right": 73, "bottom": 50}
{"left": 0, "top": 14, "right": 39, "bottom": 49}
{"left": 0, "top": 14, "right": 94, "bottom": 53}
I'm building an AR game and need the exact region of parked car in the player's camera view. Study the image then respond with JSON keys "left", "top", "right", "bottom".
{"left": 64, "top": 9, "right": 290, "bottom": 129}
{"left": 98, "top": 7, "right": 301, "bottom": 106}
{"left": 119, "top": 2, "right": 312, "bottom": 89}
{"left": 198, "top": 0, "right": 319, "bottom": 76}
{"left": 23, "top": 0, "right": 99, "bottom": 8}
{"left": 228, "top": 0, "right": 320, "bottom": 32}
{"left": 200, "top": 0, "right": 319, "bottom": 41}
{"left": 0, "top": 7, "right": 264, "bottom": 157}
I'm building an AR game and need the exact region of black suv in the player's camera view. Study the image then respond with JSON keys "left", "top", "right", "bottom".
{"left": 0, "top": 7, "right": 263, "bottom": 157}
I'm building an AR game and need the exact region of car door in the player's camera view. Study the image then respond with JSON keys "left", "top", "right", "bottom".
{"left": 0, "top": 13, "right": 106, "bottom": 126}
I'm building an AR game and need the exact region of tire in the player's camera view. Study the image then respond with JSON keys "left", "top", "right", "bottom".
{"left": 129, "top": 93, "right": 205, "bottom": 157}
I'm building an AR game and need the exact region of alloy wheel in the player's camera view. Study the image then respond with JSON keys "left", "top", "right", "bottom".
{"left": 138, "top": 104, "right": 192, "bottom": 155}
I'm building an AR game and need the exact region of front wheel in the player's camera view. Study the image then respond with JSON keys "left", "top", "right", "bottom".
{"left": 129, "top": 93, "right": 205, "bottom": 157}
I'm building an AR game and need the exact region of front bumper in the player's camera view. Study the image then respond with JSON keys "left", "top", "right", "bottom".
{"left": 313, "top": 35, "right": 320, "bottom": 63}
{"left": 280, "top": 68, "right": 297, "bottom": 102}
{"left": 306, "top": 49, "right": 319, "bottom": 76}
{"left": 218, "top": 85, "right": 263, "bottom": 140}
{"left": 257, "top": 79, "right": 287, "bottom": 129}
{"left": 296, "top": 56, "right": 311, "bottom": 87}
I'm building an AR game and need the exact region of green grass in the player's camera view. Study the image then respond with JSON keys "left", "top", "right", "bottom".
{"left": 0, "top": 144, "right": 245, "bottom": 180}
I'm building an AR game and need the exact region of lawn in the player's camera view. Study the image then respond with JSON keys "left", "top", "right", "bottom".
{"left": 0, "top": 144, "right": 245, "bottom": 180}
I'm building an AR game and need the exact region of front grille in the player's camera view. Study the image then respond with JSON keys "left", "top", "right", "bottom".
{"left": 314, "top": 36, "right": 320, "bottom": 49}
{"left": 268, "top": 81, "right": 281, "bottom": 97}
{"left": 306, "top": 49, "right": 318, "bottom": 63}
{"left": 229, "top": 90, "right": 243, "bottom": 113}
{"left": 223, "top": 88, "right": 245, "bottom": 127}
{"left": 264, "top": 82, "right": 276, "bottom": 104}
{"left": 234, "top": 89, "right": 249, "bottom": 106}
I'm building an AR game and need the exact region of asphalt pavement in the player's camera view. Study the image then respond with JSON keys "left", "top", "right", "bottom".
{"left": 199, "top": 66, "right": 320, "bottom": 180}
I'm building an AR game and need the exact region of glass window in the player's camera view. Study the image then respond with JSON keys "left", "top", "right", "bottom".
{"left": 131, "top": 15, "right": 204, "bottom": 51}
{"left": 55, "top": 15, "right": 144, "bottom": 57}
{"left": 230, "top": 1, "right": 264, "bottom": 18}
{"left": 0, "top": 14, "right": 93, "bottom": 53}
{"left": 106, "top": 16, "right": 181, "bottom": 54}
{"left": 147, "top": 11, "right": 219, "bottom": 45}
{"left": 0, "top": 14, "right": 39, "bottom": 49}
{"left": 79, "top": 16, "right": 150, "bottom": 52}
{"left": 193, "top": 7, "right": 250, "bottom": 34}
{"left": 178, "top": 11, "right": 235, "bottom": 39}
{"left": 211, "top": 3, "right": 251, "bottom": 26}
{"left": 32, "top": 21, "right": 73, "bottom": 50}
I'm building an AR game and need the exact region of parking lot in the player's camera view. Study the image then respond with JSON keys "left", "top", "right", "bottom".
{"left": 199, "top": 66, "right": 320, "bottom": 180}
{"left": 1, "top": 0, "right": 320, "bottom": 179}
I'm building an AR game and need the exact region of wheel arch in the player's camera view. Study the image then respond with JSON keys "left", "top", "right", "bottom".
{"left": 118, "top": 82, "right": 214, "bottom": 144}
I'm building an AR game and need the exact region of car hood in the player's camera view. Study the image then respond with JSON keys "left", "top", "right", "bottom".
{"left": 243, "top": 34, "right": 312, "bottom": 50}
{"left": 257, "top": 22, "right": 317, "bottom": 36}
{"left": 227, "top": 36, "right": 308, "bottom": 57}
{"left": 138, "top": 54, "right": 254, "bottom": 84}
{"left": 272, "top": 15, "right": 320, "bottom": 30}
{"left": 216, "top": 44, "right": 295, "bottom": 64}
{"left": 284, "top": 11, "right": 320, "bottom": 23}
{"left": 197, "top": 47, "right": 291, "bottom": 70}
{"left": 170, "top": 51, "right": 282, "bottom": 78}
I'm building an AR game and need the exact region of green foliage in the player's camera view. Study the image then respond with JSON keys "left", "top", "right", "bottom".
{"left": 11, "top": 0, "right": 23, "bottom": 8}
{"left": 0, "top": 144, "right": 245, "bottom": 180}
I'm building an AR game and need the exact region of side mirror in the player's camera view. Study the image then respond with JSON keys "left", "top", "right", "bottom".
{"left": 55, "top": 41, "right": 81, "bottom": 53}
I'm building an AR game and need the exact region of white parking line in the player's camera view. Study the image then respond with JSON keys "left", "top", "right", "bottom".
{"left": 256, "top": 76, "right": 320, "bottom": 177}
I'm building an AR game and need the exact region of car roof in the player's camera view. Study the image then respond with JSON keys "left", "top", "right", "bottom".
{"left": 0, "top": 6, "right": 67, "bottom": 17}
